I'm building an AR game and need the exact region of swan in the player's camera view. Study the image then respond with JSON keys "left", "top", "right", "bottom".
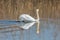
{"left": 19, "top": 9, "right": 39, "bottom": 22}
{"left": 19, "top": 9, "right": 40, "bottom": 34}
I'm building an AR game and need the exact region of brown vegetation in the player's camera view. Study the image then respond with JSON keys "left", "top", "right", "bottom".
{"left": 0, "top": 0, "right": 60, "bottom": 20}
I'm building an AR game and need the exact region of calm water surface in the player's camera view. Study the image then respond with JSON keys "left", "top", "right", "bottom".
{"left": 0, "top": 18, "right": 60, "bottom": 40}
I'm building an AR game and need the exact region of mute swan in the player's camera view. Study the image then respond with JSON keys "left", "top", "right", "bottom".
{"left": 19, "top": 9, "right": 40, "bottom": 34}
{"left": 19, "top": 14, "right": 36, "bottom": 22}
{"left": 19, "top": 9, "right": 39, "bottom": 22}
{"left": 19, "top": 14, "right": 36, "bottom": 29}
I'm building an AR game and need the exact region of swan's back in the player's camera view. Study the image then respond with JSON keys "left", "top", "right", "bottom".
{"left": 19, "top": 14, "right": 36, "bottom": 22}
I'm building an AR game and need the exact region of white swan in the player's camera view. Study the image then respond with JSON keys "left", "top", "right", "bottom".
{"left": 19, "top": 9, "right": 39, "bottom": 22}
{"left": 19, "top": 14, "right": 36, "bottom": 22}
{"left": 19, "top": 14, "right": 36, "bottom": 29}
{"left": 19, "top": 9, "right": 40, "bottom": 34}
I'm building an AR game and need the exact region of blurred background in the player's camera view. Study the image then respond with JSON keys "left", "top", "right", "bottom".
{"left": 0, "top": 0, "right": 60, "bottom": 20}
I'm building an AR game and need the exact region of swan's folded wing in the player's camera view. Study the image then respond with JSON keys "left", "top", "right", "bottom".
{"left": 20, "top": 22, "right": 35, "bottom": 29}
{"left": 19, "top": 14, "right": 36, "bottom": 22}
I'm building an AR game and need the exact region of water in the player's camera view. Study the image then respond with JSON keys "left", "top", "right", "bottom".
{"left": 0, "top": 18, "right": 60, "bottom": 40}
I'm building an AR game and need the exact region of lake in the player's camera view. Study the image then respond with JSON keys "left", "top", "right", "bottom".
{"left": 0, "top": 18, "right": 60, "bottom": 40}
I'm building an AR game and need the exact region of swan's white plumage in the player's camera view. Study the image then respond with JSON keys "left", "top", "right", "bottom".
{"left": 19, "top": 9, "right": 40, "bottom": 30}
{"left": 19, "top": 14, "right": 36, "bottom": 29}
{"left": 19, "top": 14, "right": 36, "bottom": 22}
